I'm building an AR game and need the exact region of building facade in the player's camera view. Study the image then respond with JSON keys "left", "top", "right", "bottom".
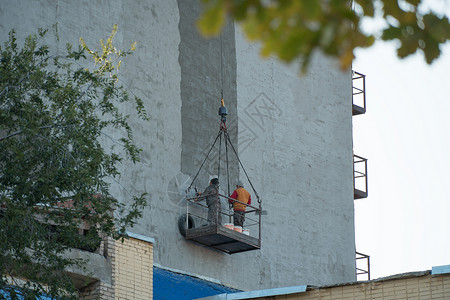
{"left": 0, "top": 0, "right": 356, "bottom": 295}
{"left": 197, "top": 265, "right": 450, "bottom": 300}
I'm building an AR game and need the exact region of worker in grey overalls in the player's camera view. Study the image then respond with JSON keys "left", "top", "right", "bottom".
{"left": 203, "top": 178, "right": 221, "bottom": 225}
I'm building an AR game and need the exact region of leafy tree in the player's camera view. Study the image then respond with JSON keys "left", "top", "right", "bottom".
{"left": 197, "top": 0, "right": 450, "bottom": 71}
{"left": 0, "top": 26, "right": 148, "bottom": 299}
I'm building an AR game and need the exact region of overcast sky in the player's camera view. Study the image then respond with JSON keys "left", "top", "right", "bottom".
{"left": 352, "top": 2, "right": 450, "bottom": 278}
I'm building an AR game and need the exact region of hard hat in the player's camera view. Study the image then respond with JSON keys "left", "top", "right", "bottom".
{"left": 237, "top": 179, "right": 244, "bottom": 187}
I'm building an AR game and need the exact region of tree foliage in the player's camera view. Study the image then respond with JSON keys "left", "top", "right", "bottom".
{"left": 197, "top": 0, "right": 450, "bottom": 70}
{"left": 0, "top": 26, "right": 148, "bottom": 299}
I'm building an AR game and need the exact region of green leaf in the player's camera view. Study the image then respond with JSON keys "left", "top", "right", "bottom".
{"left": 404, "top": 0, "right": 420, "bottom": 6}
{"left": 382, "top": 0, "right": 402, "bottom": 17}
{"left": 300, "top": 0, "right": 321, "bottom": 19}
{"left": 421, "top": 35, "right": 441, "bottom": 64}
{"left": 423, "top": 13, "right": 450, "bottom": 42}
{"left": 197, "top": 0, "right": 449, "bottom": 70}
{"left": 396, "top": 39, "right": 419, "bottom": 58}
{"left": 382, "top": 26, "right": 402, "bottom": 41}
{"left": 197, "top": 0, "right": 227, "bottom": 36}
{"left": 354, "top": 0, "right": 374, "bottom": 17}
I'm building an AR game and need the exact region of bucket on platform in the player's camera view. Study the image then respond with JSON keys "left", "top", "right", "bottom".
{"left": 242, "top": 229, "right": 250, "bottom": 235}
{"left": 234, "top": 226, "right": 242, "bottom": 233}
{"left": 224, "top": 223, "right": 234, "bottom": 230}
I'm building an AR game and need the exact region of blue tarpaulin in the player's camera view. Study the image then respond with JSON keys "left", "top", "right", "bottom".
{"left": 153, "top": 267, "right": 240, "bottom": 300}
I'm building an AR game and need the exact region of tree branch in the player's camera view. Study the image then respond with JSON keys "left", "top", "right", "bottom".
{"left": 0, "top": 125, "right": 54, "bottom": 142}
{"left": 0, "top": 72, "right": 32, "bottom": 99}
{"left": 0, "top": 124, "right": 79, "bottom": 142}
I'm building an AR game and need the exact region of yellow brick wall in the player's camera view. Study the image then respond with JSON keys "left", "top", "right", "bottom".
{"left": 251, "top": 273, "right": 449, "bottom": 300}
{"left": 114, "top": 237, "right": 153, "bottom": 300}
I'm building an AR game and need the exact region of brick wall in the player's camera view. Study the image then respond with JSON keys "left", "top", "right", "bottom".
{"left": 78, "top": 234, "right": 154, "bottom": 300}
{"left": 114, "top": 236, "right": 153, "bottom": 300}
{"left": 77, "top": 236, "right": 116, "bottom": 300}
{"left": 242, "top": 272, "right": 449, "bottom": 300}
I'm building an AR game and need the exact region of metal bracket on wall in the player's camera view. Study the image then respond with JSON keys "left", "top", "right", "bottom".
{"left": 356, "top": 251, "right": 371, "bottom": 280}
{"left": 352, "top": 71, "right": 366, "bottom": 116}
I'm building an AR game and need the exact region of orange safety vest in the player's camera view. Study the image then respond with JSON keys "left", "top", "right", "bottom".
{"left": 232, "top": 187, "right": 251, "bottom": 211}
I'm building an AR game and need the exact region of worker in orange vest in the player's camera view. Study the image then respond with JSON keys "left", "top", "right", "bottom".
{"left": 229, "top": 180, "right": 251, "bottom": 227}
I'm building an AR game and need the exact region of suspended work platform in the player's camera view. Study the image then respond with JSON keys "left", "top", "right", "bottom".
{"left": 182, "top": 192, "right": 262, "bottom": 254}
{"left": 178, "top": 98, "right": 263, "bottom": 254}
{"left": 186, "top": 224, "right": 260, "bottom": 254}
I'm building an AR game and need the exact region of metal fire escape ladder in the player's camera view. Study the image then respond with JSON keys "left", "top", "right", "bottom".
{"left": 352, "top": 71, "right": 366, "bottom": 115}
{"left": 356, "top": 252, "right": 371, "bottom": 280}
{"left": 353, "top": 154, "right": 368, "bottom": 199}
{"left": 352, "top": 70, "right": 371, "bottom": 280}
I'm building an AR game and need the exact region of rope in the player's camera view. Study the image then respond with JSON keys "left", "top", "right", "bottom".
{"left": 225, "top": 134, "right": 230, "bottom": 196}
{"left": 217, "top": 128, "right": 223, "bottom": 182}
{"left": 187, "top": 129, "right": 222, "bottom": 190}
{"left": 186, "top": 122, "right": 262, "bottom": 206}
{"left": 187, "top": 27, "right": 263, "bottom": 205}
{"left": 224, "top": 131, "right": 261, "bottom": 203}
{"left": 225, "top": 132, "right": 232, "bottom": 221}
{"left": 220, "top": 29, "right": 224, "bottom": 102}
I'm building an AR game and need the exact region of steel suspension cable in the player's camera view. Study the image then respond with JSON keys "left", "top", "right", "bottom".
{"left": 188, "top": 129, "right": 222, "bottom": 190}
{"left": 217, "top": 128, "right": 223, "bottom": 182}
{"left": 220, "top": 26, "right": 224, "bottom": 103}
{"left": 224, "top": 131, "right": 261, "bottom": 203}
{"left": 225, "top": 134, "right": 231, "bottom": 196}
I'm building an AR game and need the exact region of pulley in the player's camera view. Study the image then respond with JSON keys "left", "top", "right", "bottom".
{"left": 218, "top": 98, "right": 228, "bottom": 124}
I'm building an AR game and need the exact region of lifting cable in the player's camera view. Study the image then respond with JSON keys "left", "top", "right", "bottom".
{"left": 223, "top": 130, "right": 261, "bottom": 204}
{"left": 217, "top": 127, "right": 223, "bottom": 183}
{"left": 187, "top": 128, "right": 222, "bottom": 191}
{"left": 187, "top": 26, "right": 260, "bottom": 204}
{"left": 186, "top": 123, "right": 261, "bottom": 205}
{"left": 225, "top": 133, "right": 230, "bottom": 197}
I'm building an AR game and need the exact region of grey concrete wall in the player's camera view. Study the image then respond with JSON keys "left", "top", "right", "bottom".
{"left": 0, "top": 0, "right": 355, "bottom": 291}
{"left": 234, "top": 28, "right": 355, "bottom": 286}
{"left": 177, "top": 0, "right": 239, "bottom": 191}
